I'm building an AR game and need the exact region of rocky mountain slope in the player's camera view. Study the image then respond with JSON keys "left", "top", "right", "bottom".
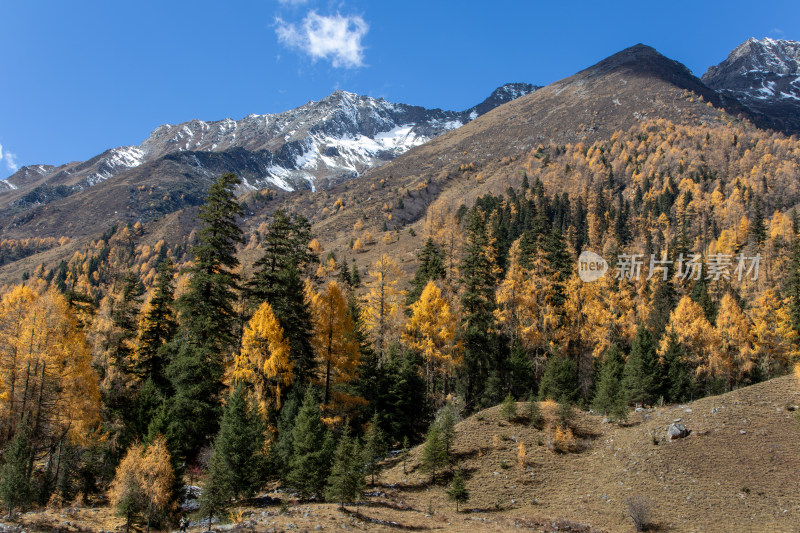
{"left": 0, "top": 83, "right": 537, "bottom": 202}
{"left": 702, "top": 37, "right": 800, "bottom": 134}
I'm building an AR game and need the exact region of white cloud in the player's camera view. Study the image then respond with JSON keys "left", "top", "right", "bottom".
{"left": 0, "top": 143, "right": 19, "bottom": 173}
{"left": 276, "top": 11, "right": 368, "bottom": 69}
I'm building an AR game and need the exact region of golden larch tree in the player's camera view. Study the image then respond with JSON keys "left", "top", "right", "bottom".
{"left": 403, "top": 281, "right": 458, "bottom": 400}
{"left": 308, "top": 280, "right": 364, "bottom": 422}
{"left": 361, "top": 254, "right": 406, "bottom": 359}
{"left": 750, "top": 290, "right": 798, "bottom": 378}
{"left": 234, "top": 301, "right": 294, "bottom": 416}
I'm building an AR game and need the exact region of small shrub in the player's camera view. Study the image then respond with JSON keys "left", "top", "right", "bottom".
{"left": 500, "top": 393, "right": 517, "bottom": 422}
{"left": 556, "top": 401, "right": 574, "bottom": 427}
{"left": 500, "top": 459, "right": 511, "bottom": 469}
{"left": 549, "top": 425, "right": 576, "bottom": 454}
{"left": 626, "top": 495, "right": 653, "bottom": 532}
{"left": 526, "top": 396, "right": 541, "bottom": 428}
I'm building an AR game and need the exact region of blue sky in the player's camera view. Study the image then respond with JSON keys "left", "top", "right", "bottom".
{"left": 1, "top": 0, "right": 798, "bottom": 179}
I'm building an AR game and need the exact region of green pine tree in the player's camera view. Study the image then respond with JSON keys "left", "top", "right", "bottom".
{"left": 500, "top": 393, "right": 517, "bottom": 422}
{"left": 362, "top": 412, "right": 387, "bottom": 486}
{"left": 136, "top": 258, "right": 177, "bottom": 391}
{"left": 661, "top": 331, "right": 695, "bottom": 403}
{"left": 0, "top": 417, "right": 34, "bottom": 517}
{"left": 198, "top": 451, "right": 232, "bottom": 531}
{"left": 176, "top": 172, "right": 244, "bottom": 352}
{"left": 249, "top": 210, "right": 317, "bottom": 383}
{"left": 420, "top": 424, "right": 448, "bottom": 483}
{"left": 407, "top": 238, "right": 445, "bottom": 304}
{"left": 150, "top": 343, "right": 223, "bottom": 462}
{"left": 213, "top": 384, "right": 266, "bottom": 498}
{"left": 287, "top": 390, "right": 335, "bottom": 499}
{"left": 538, "top": 354, "right": 580, "bottom": 404}
{"left": 621, "top": 325, "right": 659, "bottom": 406}
{"left": 592, "top": 345, "right": 627, "bottom": 420}
{"left": 526, "top": 394, "right": 541, "bottom": 428}
{"left": 325, "top": 432, "right": 365, "bottom": 510}
{"left": 458, "top": 210, "right": 501, "bottom": 408}
{"left": 446, "top": 468, "right": 470, "bottom": 512}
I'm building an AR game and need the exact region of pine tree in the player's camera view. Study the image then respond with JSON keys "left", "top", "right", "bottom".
{"left": 212, "top": 384, "right": 266, "bottom": 499}
{"left": 446, "top": 468, "right": 470, "bottom": 512}
{"left": 176, "top": 172, "right": 244, "bottom": 352}
{"left": 538, "top": 355, "right": 579, "bottom": 404}
{"left": 362, "top": 411, "right": 387, "bottom": 486}
{"left": 408, "top": 238, "right": 445, "bottom": 304}
{"left": 198, "top": 451, "right": 231, "bottom": 532}
{"left": 0, "top": 416, "right": 33, "bottom": 517}
{"left": 420, "top": 424, "right": 448, "bottom": 483}
{"left": 751, "top": 196, "right": 766, "bottom": 246}
{"left": 621, "top": 325, "right": 659, "bottom": 406}
{"left": 249, "top": 210, "right": 316, "bottom": 382}
{"left": 458, "top": 210, "right": 501, "bottom": 408}
{"left": 287, "top": 389, "right": 334, "bottom": 499}
{"left": 660, "top": 332, "right": 694, "bottom": 403}
{"left": 325, "top": 431, "right": 365, "bottom": 510}
{"left": 500, "top": 393, "right": 517, "bottom": 422}
{"left": 136, "top": 259, "right": 177, "bottom": 391}
{"left": 270, "top": 387, "right": 302, "bottom": 478}
{"left": 400, "top": 436, "right": 411, "bottom": 474}
{"left": 648, "top": 278, "right": 676, "bottom": 342}
{"left": 591, "top": 345, "right": 626, "bottom": 420}
{"left": 152, "top": 342, "right": 222, "bottom": 461}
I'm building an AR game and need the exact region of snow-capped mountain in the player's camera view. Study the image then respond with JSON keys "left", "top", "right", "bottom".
{"left": 0, "top": 84, "right": 538, "bottom": 202}
{"left": 702, "top": 37, "right": 800, "bottom": 134}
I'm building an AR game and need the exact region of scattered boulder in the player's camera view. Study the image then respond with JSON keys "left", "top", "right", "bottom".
{"left": 668, "top": 422, "right": 689, "bottom": 440}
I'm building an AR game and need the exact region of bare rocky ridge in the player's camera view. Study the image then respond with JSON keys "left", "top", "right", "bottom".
{"left": 702, "top": 37, "right": 800, "bottom": 135}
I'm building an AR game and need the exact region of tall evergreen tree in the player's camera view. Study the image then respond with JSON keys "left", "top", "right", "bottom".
{"left": 538, "top": 354, "right": 580, "bottom": 404}
{"left": 621, "top": 325, "right": 659, "bottom": 406}
{"left": 591, "top": 345, "right": 626, "bottom": 420}
{"left": 286, "top": 390, "right": 334, "bottom": 499}
{"left": 660, "top": 331, "right": 695, "bottom": 403}
{"left": 325, "top": 431, "right": 365, "bottom": 510}
{"left": 198, "top": 451, "right": 231, "bottom": 531}
{"left": 212, "top": 384, "right": 266, "bottom": 499}
{"left": 136, "top": 259, "right": 177, "bottom": 391}
{"left": 648, "top": 278, "right": 677, "bottom": 342}
{"left": 458, "top": 210, "right": 501, "bottom": 409}
{"left": 0, "top": 416, "right": 33, "bottom": 516}
{"left": 362, "top": 411, "right": 387, "bottom": 485}
{"left": 177, "top": 172, "right": 244, "bottom": 352}
{"left": 751, "top": 196, "right": 766, "bottom": 247}
{"left": 249, "top": 210, "right": 316, "bottom": 382}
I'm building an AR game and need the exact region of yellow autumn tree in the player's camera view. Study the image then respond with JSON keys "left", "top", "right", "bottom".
{"left": 713, "top": 293, "right": 756, "bottom": 389}
{"left": 0, "top": 286, "right": 100, "bottom": 449}
{"left": 234, "top": 301, "right": 293, "bottom": 416}
{"left": 403, "top": 281, "right": 458, "bottom": 400}
{"left": 750, "top": 290, "right": 798, "bottom": 378}
{"left": 109, "top": 436, "right": 175, "bottom": 533}
{"left": 661, "top": 295, "right": 715, "bottom": 387}
{"left": 362, "top": 254, "right": 406, "bottom": 359}
{"left": 308, "top": 280, "right": 364, "bottom": 423}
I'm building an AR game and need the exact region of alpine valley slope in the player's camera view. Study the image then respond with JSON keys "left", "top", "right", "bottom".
{"left": 299, "top": 43, "right": 781, "bottom": 256}
{"left": 0, "top": 83, "right": 537, "bottom": 238}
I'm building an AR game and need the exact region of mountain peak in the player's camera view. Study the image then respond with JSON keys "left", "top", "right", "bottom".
{"left": 701, "top": 37, "right": 800, "bottom": 135}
